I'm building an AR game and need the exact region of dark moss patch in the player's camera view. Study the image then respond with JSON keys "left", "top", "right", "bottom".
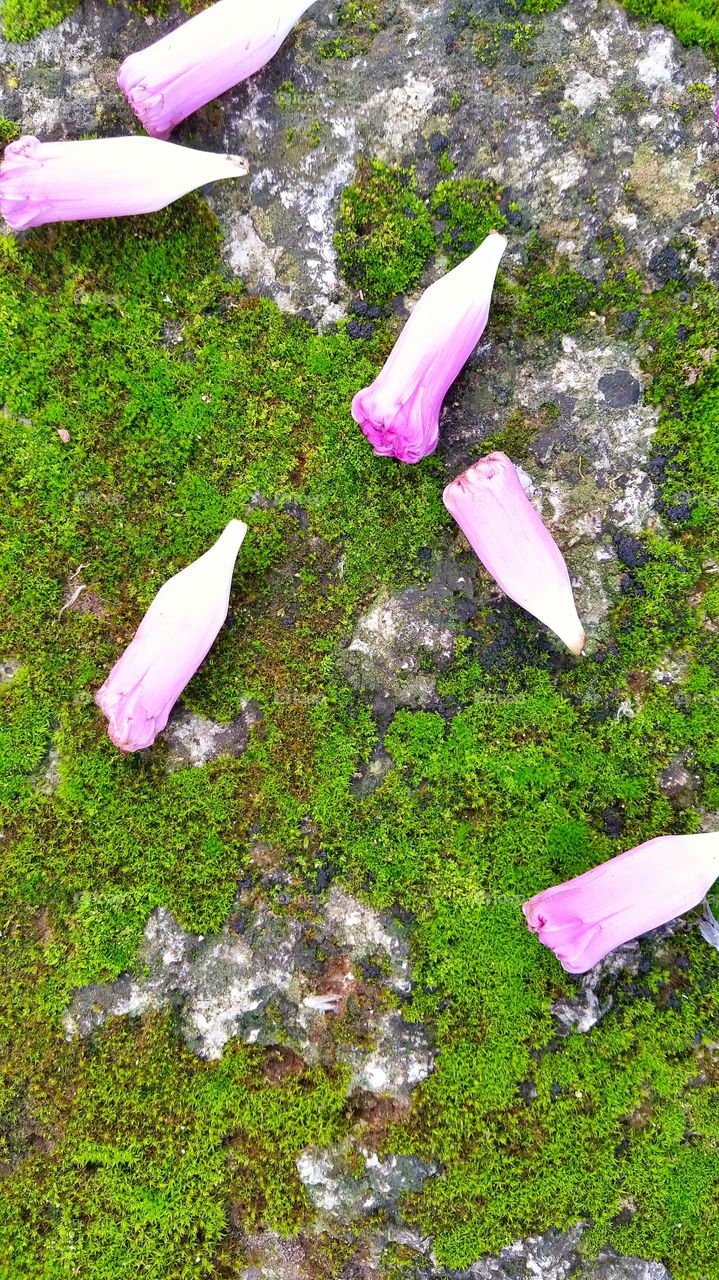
{"left": 431, "top": 177, "right": 506, "bottom": 267}
{"left": 317, "top": 0, "right": 381, "bottom": 60}
{"left": 334, "top": 158, "right": 436, "bottom": 304}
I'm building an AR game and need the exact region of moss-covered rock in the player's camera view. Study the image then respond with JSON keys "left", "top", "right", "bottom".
{"left": 3, "top": 0, "right": 719, "bottom": 1276}
{"left": 335, "top": 158, "right": 436, "bottom": 304}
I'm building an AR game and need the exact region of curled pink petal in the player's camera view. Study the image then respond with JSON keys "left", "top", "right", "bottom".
{"left": 443, "top": 451, "right": 585, "bottom": 654}
{"left": 0, "top": 135, "right": 247, "bottom": 230}
{"left": 523, "top": 833, "right": 719, "bottom": 974}
{"left": 351, "top": 231, "right": 507, "bottom": 464}
{"left": 95, "top": 520, "right": 247, "bottom": 752}
{"left": 118, "top": 0, "right": 316, "bottom": 139}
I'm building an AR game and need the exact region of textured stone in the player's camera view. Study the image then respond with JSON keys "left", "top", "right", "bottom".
{"left": 551, "top": 920, "right": 688, "bottom": 1036}
{"left": 64, "top": 886, "right": 435, "bottom": 1097}
{"left": 342, "top": 565, "right": 473, "bottom": 708}
{"left": 162, "top": 699, "right": 262, "bottom": 770}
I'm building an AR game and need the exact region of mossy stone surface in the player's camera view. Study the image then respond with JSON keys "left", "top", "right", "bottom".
{"left": 2, "top": 0, "right": 719, "bottom": 1277}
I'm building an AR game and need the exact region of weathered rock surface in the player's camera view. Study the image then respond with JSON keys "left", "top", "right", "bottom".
{"left": 297, "top": 1143, "right": 435, "bottom": 1222}
{"left": 162, "top": 699, "right": 262, "bottom": 769}
{"left": 64, "top": 886, "right": 435, "bottom": 1097}
{"left": 413, "top": 1225, "right": 673, "bottom": 1280}
{"left": 342, "top": 562, "right": 472, "bottom": 708}
{"left": 233, "top": 1222, "right": 674, "bottom": 1279}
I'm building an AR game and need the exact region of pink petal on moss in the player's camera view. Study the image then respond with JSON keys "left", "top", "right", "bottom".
{"left": 95, "top": 520, "right": 247, "bottom": 752}
{"left": 523, "top": 833, "right": 719, "bottom": 974}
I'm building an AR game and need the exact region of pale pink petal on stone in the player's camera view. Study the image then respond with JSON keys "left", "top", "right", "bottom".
{"left": 443, "top": 450, "right": 585, "bottom": 654}
{"left": 118, "top": 0, "right": 316, "bottom": 139}
{"left": 351, "top": 231, "right": 507, "bottom": 464}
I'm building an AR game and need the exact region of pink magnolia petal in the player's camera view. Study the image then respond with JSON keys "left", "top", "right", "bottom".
{"left": 95, "top": 520, "right": 247, "bottom": 752}
{"left": 443, "top": 451, "right": 585, "bottom": 654}
{"left": 118, "top": 0, "right": 316, "bottom": 139}
{"left": 351, "top": 231, "right": 507, "bottom": 464}
{"left": 524, "top": 833, "right": 719, "bottom": 974}
{"left": 0, "top": 136, "right": 247, "bottom": 230}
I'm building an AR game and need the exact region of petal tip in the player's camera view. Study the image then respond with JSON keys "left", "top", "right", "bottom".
{"left": 566, "top": 623, "right": 587, "bottom": 657}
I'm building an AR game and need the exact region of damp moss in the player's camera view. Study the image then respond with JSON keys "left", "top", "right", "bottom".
{"left": 334, "top": 158, "right": 436, "bottom": 303}
{"left": 431, "top": 177, "right": 506, "bottom": 267}
{"left": 0, "top": 1010, "right": 350, "bottom": 1276}
{"left": 0, "top": 117, "right": 21, "bottom": 149}
{"left": 317, "top": 0, "right": 381, "bottom": 59}
{"left": 2, "top": 0, "right": 76, "bottom": 40}
{"left": 1, "top": 0, "right": 207, "bottom": 41}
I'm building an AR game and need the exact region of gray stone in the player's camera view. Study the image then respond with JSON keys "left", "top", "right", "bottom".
{"left": 342, "top": 567, "right": 472, "bottom": 708}
{"left": 0, "top": 659, "right": 21, "bottom": 686}
{"left": 33, "top": 740, "right": 61, "bottom": 796}
{"left": 296, "top": 1144, "right": 434, "bottom": 1221}
{"left": 551, "top": 919, "right": 687, "bottom": 1036}
{"left": 231, "top": 1224, "right": 676, "bottom": 1280}
{"left": 162, "top": 700, "right": 262, "bottom": 770}
{"left": 658, "top": 754, "right": 700, "bottom": 807}
{"left": 698, "top": 900, "right": 719, "bottom": 954}
{"left": 412, "top": 1226, "right": 674, "bottom": 1278}
{"left": 598, "top": 370, "right": 642, "bottom": 409}
{"left": 64, "top": 886, "right": 435, "bottom": 1099}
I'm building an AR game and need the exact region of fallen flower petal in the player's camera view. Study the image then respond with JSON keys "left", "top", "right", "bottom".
{"left": 443, "top": 450, "right": 585, "bottom": 654}
{"left": 96, "top": 520, "right": 247, "bottom": 752}
{"left": 0, "top": 135, "right": 248, "bottom": 230}
{"left": 524, "top": 833, "right": 719, "bottom": 974}
{"left": 351, "top": 230, "right": 507, "bottom": 464}
{"left": 118, "top": 0, "right": 316, "bottom": 139}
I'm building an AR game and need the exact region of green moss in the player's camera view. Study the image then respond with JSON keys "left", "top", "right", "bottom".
{"left": 431, "top": 178, "right": 506, "bottom": 266}
{"left": 0, "top": 1013, "right": 349, "bottom": 1277}
{"left": 478, "top": 403, "right": 556, "bottom": 461}
{"left": 513, "top": 0, "right": 565, "bottom": 11}
{"left": 2, "top": 0, "right": 75, "bottom": 40}
{"left": 447, "top": 1, "right": 544, "bottom": 64}
{"left": 318, "top": 656, "right": 719, "bottom": 1268}
{"left": 0, "top": 117, "right": 21, "bottom": 150}
{"left": 1, "top": 0, "right": 208, "bottom": 41}
{"left": 618, "top": 0, "right": 719, "bottom": 60}
{"left": 273, "top": 80, "right": 312, "bottom": 111}
{"left": 317, "top": 0, "right": 380, "bottom": 59}
{"left": 505, "top": 262, "right": 600, "bottom": 335}
{"left": 335, "top": 159, "right": 436, "bottom": 303}
{"left": 335, "top": 167, "right": 510, "bottom": 298}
